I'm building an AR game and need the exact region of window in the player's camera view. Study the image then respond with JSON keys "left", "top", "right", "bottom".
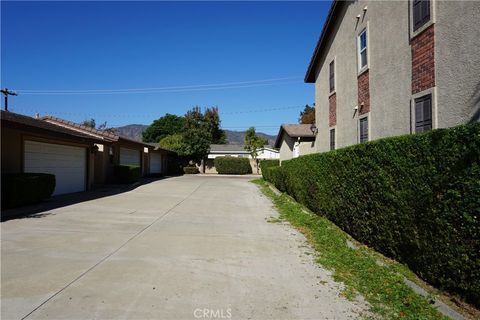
{"left": 358, "top": 29, "right": 368, "bottom": 71}
{"left": 415, "top": 94, "right": 432, "bottom": 133}
{"left": 360, "top": 117, "right": 368, "bottom": 143}
{"left": 329, "top": 60, "right": 335, "bottom": 93}
{"left": 413, "top": 0, "right": 430, "bottom": 31}
{"left": 330, "top": 128, "right": 335, "bottom": 150}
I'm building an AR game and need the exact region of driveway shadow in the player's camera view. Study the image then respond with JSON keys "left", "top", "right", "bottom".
{"left": 1, "top": 176, "right": 178, "bottom": 222}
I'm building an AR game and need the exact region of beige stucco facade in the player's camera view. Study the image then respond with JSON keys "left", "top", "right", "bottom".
{"left": 310, "top": 0, "right": 480, "bottom": 153}
{"left": 278, "top": 132, "right": 315, "bottom": 163}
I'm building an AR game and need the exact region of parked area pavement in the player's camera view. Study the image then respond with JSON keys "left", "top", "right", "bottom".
{"left": 1, "top": 175, "right": 367, "bottom": 319}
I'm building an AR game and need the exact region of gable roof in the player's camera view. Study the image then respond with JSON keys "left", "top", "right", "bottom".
{"left": 305, "top": 0, "right": 341, "bottom": 83}
{"left": 274, "top": 124, "right": 315, "bottom": 148}
{"left": 1, "top": 111, "right": 103, "bottom": 142}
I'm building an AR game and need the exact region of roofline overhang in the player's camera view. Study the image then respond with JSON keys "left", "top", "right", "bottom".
{"left": 304, "top": 0, "right": 340, "bottom": 83}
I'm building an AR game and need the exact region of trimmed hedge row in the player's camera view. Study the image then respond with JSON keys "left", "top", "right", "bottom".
{"left": 1, "top": 173, "right": 56, "bottom": 209}
{"left": 214, "top": 157, "right": 252, "bottom": 174}
{"left": 114, "top": 165, "right": 141, "bottom": 183}
{"left": 259, "top": 160, "right": 279, "bottom": 180}
{"left": 262, "top": 123, "right": 480, "bottom": 306}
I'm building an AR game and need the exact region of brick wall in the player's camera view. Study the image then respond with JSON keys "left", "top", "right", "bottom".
{"left": 357, "top": 70, "right": 370, "bottom": 115}
{"left": 329, "top": 93, "right": 337, "bottom": 127}
{"left": 411, "top": 25, "right": 435, "bottom": 94}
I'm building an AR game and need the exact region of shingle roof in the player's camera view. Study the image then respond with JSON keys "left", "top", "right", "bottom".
{"left": 42, "top": 115, "right": 118, "bottom": 141}
{"left": 274, "top": 124, "right": 316, "bottom": 148}
{"left": 1, "top": 111, "right": 103, "bottom": 142}
{"left": 147, "top": 143, "right": 177, "bottom": 154}
{"left": 209, "top": 144, "right": 249, "bottom": 153}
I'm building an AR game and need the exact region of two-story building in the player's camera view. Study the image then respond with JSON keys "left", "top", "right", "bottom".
{"left": 305, "top": 0, "right": 480, "bottom": 152}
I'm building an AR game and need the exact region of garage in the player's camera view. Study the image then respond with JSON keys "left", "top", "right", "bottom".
{"left": 119, "top": 147, "right": 141, "bottom": 166}
{"left": 24, "top": 140, "right": 87, "bottom": 195}
{"left": 150, "top": 152, "right": 163, "bottom": 174}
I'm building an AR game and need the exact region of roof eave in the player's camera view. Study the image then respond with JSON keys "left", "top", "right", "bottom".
{"left": 304, "top": 0, "right": 340, "bottom": 83}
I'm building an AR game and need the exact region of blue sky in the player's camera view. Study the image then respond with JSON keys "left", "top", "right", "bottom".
{"left": 1, "top": 1, "right": 330, "bottom": 135}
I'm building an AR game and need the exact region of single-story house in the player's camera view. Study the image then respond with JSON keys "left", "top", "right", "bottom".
{"left": 274, "top": 124, "right": 316, "bottom": 163}
{"left": 1, "top": 111, "right": 104, "bottom": 195}
{"left": 204, "top": 144, "right": 279, "bottom": 173}
{"left": 42, "top": 116, "right": 175, "bottom": 182}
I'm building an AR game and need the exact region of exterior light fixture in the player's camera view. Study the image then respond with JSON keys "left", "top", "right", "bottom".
{"left": 310, "top": 123, "right": 318, "bottom": 135}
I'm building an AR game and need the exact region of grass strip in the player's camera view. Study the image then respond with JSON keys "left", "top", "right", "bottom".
{"left": 253, "top": 178, "right": 446, "bottom": 320}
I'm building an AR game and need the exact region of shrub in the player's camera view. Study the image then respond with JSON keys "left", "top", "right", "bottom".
{"left": 183, "top": 166, "right": 199, "bottom": 174}
{"left": 114, "top": 165, "right": 141, "bottom": 183}
{"left": 264, "top": 123, "right": 480, "bottom": 307}
{"left": 259, "top": 159, "right": 279, "bottom": 181}
{"left": 1, "top": 173, "right": 56, "bottom": 209}
{"left": 214, "top": 157, "right": 252, "bottom": 174}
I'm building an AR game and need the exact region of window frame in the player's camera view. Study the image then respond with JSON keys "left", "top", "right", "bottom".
{"left": 410, "top": 0, "right": 435, "bottom": 39}
{"left": 414, "top": 94, "right": 433, "bottom": 133}
{"left": 357, "top": 28, "right": 368, "bottom": 73}
{"left": 412, "top": 0, "right": 430, "bottom": 32}
{"left": 329, "top": 59, "right": 335, "bottom": 94}
{"left": 329, "top": 128, "right": 336, "bottom": 151}
{"left": 359, "top": 116, "right": 369, "bottom": 143}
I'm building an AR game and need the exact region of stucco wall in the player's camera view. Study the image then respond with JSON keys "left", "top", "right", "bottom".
{"left": 299, "top": 140, "right": 316, "bottom": 156}
{"left": 314, "top": 1, "right": 413, "bottom": 152}
{"left": 279, "top": 133, "right": 295, "bottom": 162}
{"left": 435, "top": 0, "right": 480, "bottom": 126}
{"left": 1, "top": 128, "right": 22, "bottom": 174}
{"left": 313, "top": 1, "right": 480, "bottom": 153}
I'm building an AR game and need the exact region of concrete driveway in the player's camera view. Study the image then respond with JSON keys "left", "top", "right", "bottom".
{"left": 1, "top": 175, "right": 366, "bottom": 319}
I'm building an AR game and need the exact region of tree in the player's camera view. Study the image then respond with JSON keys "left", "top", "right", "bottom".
{"left": 181, "top": 106, "right": 226, "bottom": 167}
{"left": 244, "top": 127, "right": 268, "bottom": 174}
{"left": 204, "top": 107, "right": 227, "bottom": 144}
{"left": 82, "top": 118, "right": 96, "bottom": 128}
{"left": 299, "top": 104, "right": 315, "bottom": 124}
{"left": 159, "top": 134, "right": 187, "bottom": 155}
{"left": 142, "top": 114, "right": 186, "bottom": 143}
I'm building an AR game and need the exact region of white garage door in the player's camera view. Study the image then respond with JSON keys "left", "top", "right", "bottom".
{"left": 150, "top": 153, "right": 162, "bottom": 174}
{"left": 24, "top": 140, "right": 86, "bottom": 196}
{"left": 120, "top": 147, "right": 140, "bottom": 166}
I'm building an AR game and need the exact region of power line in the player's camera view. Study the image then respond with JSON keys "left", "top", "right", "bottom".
{"left": 10, "top": 104, "right": 304, "bottom": 118}
{"left": 15, "top": 77, "right": 302, "bottom": 95}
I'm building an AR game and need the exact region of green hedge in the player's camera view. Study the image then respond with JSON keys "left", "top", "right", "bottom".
{"left": 214, "top": 157, "right": 252, "bottom": 174}
{"left": 183, "top": 166, "right": 199, "bottom": 174}
{"left": 114, "top": 165, "right": 141, "bottom": 183}
{"left": 259, "top": 160, "right": 279, "bottom": 181}
{"left": 1, "top": 173, "right": 56, "bottom": 209}
{"left": 262, "top": 123, "right": 480, "bottom": 306}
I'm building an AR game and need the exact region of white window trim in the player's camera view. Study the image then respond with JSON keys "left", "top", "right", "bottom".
{"left": 329, "top": 57, "right": 336, "bottom": 96}
{"left": 411, "top": 87, "right": 437, "bottom": 132}
{"left": 357, "top": 25, "right": 369, "bottom": 75}
{"left": 410, "top": 0, "right": 436, "bottom": 39}
{"left": 358, "top": 113, "right": 370, "bottom": 143}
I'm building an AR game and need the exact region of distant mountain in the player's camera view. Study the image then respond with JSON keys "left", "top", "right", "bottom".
{"left": 223, "top": 130, "right": 277, "bottom": 146}
{"left": 114, "top": 124, "right": 147, "bottom": 141}
{"left": 114, "top": 125, "right": 277, "bottom": 146}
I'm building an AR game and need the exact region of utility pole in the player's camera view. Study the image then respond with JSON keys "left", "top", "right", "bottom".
{"left": 1, "top": 88, "right": 18, "bottom": 111}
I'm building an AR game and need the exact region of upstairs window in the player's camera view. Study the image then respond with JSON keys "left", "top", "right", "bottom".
{"left": 329, "top": 60, "right": 335, "bottom": 93}
{"left": 413, "top": 0, "right": 430, "bottom": 31}
{"left": 415, "top": 94, "right": 432, "bottom": 133}
{"left": 360, "top": 117, "right": 369, "bottom": 143}
{"left": 358, "top": 29, "right": 368, "bottom": 71}
{"left": 330, "top": 128, "right": 335, "bottom": 150}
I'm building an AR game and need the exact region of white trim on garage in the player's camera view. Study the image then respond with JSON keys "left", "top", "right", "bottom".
{"left": 24, "top": 140, "right": 87, "bottom": 195}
